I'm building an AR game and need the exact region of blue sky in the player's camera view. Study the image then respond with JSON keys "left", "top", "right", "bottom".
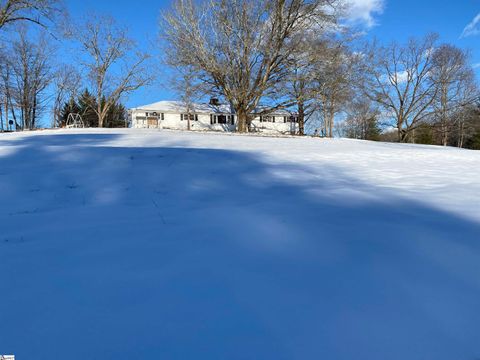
{"left": 63, "top": 0, "right": 480, "bottom": 109}
{"left": 364, "top": 0, "right": 480, "bottom": 55}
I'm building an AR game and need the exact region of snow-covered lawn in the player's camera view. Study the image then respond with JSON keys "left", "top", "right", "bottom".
{"left": 1, "top": 129, "right": 479, "bottom": 359}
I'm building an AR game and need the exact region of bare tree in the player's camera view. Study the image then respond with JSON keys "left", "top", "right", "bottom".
{"left": 282, "top": 36, "right": 328, "bottom": 136}
{"left": 362, "top": 34, "right": 439, "bottom": 142}
{"left": 168, "top": 65, "right": 208, "bottom": 131}
{"left": 430, "top": 44, "right": 477, "bottom": 146}
{"left": 343, "top": 97, "right": 381, "bottom": 140}
{"left": 447, "top": 101, "right": 480, "bottom": 149}
{"left": 69, "top": 15, "right": 152, "bottom": 128}
{"left": 0, "top": 0, "right": 62, "bottom": 129}
{"left": 0, "top": 51, "right": 11, "bottom": 130}
{"left": 1, "top": 63, "right": 18, "bottom": 130}
{"left": 315, "top": 39, "right": 358, "bottom": 138}
{"left": 7, "top": 26, "right": 54, "bottom": 129}
{"left": 51, "top": 64, "right": 81, "bottom": 128}
{"left": 451, "top": 84, "right": 479, "bottom": 148}
{"left": 162, "top": 0, "right": 339, "bottom": 133}
{"left": 0, "top": 0, "right": 61, "bottom": 31}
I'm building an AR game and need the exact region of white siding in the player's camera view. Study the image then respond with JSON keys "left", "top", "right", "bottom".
{"left": 250, "top": 116, "right": 298, "bottom": 135}
{"left": 130, "top": 109, "right": 298, "bottom": 135}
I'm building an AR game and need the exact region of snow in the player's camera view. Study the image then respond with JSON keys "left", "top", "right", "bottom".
{"left": 131, "top": 100, "right": 232, "bottom": 114}
{"left": 0, "top": 128, "right": 479, "bottom": 359}
{"left": 131, "top": 100, "right": 293, "bottom": 116}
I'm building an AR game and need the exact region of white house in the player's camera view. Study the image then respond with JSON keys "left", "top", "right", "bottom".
{"left": 129, "top": 100, "right": 299, "bottom": 135}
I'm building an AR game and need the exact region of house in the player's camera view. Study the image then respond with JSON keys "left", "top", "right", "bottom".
{"left": 129, "top": 100, "right": 299, "bottom": 134}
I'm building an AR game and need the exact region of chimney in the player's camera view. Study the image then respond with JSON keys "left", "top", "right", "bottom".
{"left": 209, "top": 97, "right": 220, "bottom": 106}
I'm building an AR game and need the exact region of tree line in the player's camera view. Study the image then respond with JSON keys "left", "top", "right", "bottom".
{"left": 161, "top": 0, "right": 480, "bottom": 149}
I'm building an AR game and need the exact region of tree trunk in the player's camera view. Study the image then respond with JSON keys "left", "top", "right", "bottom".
{"left": 10, "top": 104, "right": 17, "bottom": 130}
{"left": 298, "top": 101, "right": 305, "bottom": 136}
{"left": 441, "top": 86, "right": 448, "bottom": 146}
{"left": 4, "top": 96, "right": 8, "bottom": 131}
{"left": 31, "top": 95, "right": 37, "bottom": 130}
{"left": 237, "top": 109, "right": 248, "bottom": 133}
{"left": 21, "top": 103, "right": 25, "bottom": 130}
{"left": 328, "top": 107, "right": 334, "bottom": 138}
{"left": 399, "top": 129, "right": 409, "bottom": 143}
{"left": 458, "top": 121, "right": 465, "bottom": 148}
{"left": 98, "top": 104, "right": 104, "bottom": 128}
{"left": 442, "top": 122, "right": 448, "bottom": 146}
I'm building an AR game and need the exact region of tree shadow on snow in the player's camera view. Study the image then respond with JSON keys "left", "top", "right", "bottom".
{"left": 0, "top": 132, "right": 479, "bottom": 360}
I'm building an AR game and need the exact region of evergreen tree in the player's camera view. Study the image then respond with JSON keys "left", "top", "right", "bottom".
{"left": 415, "top": 123, "right": 435, "bottom": 145}
{"left": 344, "top": 110, "right": 381, "bottom": 141}
{"left": 59, "top": 89, "right": 128, "bottom": 128}
{"left": 105, "top": 101, "right": 128, "bottom": 128}
{"left": 59, "top": 97, "right": 81, "bottom": 127}
{"left": 465, "top": 131, "right": 480, "bottom": 150}
{"left": 365, "top": 117, "right": 381, "bottom": 141}
{"left": 78, "top": 89, "right": 99, "bottom": 127}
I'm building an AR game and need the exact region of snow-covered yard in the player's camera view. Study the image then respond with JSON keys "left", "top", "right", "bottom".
{"left": 1, "top": 128, "right": 479, "bottom": 359}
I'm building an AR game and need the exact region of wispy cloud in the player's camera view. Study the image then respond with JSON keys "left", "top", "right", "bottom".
{"left": 473, "top": 63, "right": 480, "bottom": 69}
{"left": 344, "top": 0, "right": 385, "bottom": 28}
{"left": 461, "top": 13, "right": 480, "bottom": 38}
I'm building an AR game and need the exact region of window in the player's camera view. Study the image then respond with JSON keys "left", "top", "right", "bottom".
{"left": 146, "top": 112, "right": 163, "bottom": 119}
{"left": 260, "top": 115, "right": 273, "bottom": 122}
{"left": 181, "top": 114, "right": 196, "bottom": 121}
{"left": 211, "top": 114, "right": 231, "bottom": 124}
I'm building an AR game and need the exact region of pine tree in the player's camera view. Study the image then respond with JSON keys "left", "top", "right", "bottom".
{"left": 365, "top": 117, "right": 381, "bottom": 141}
{"left": 105, "top": 101, "right": 128, "bottom": 128}
{"left": 59, "top": 89, "right": 128, "bottom": 128}
{"left": 78, "top": 89, "right": 98, "bottom": 127}
{"left": 59, "top": 97, "right": 81, "bottom": 127}
{"left": 415, "top": 123, "right": 435, "bottom": 145}
{"left": 465, "top": 132, "right": 480, "bottom": 150}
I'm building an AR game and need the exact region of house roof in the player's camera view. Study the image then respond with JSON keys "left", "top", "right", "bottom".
{"left": 131, "top": 100, "right": 295, "bottom": 116}
{"left": 254, "top": 106, "right": 292, "bottom": 116}
{"left": 131, "top": 101, "right": 231, "bottom": 114}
